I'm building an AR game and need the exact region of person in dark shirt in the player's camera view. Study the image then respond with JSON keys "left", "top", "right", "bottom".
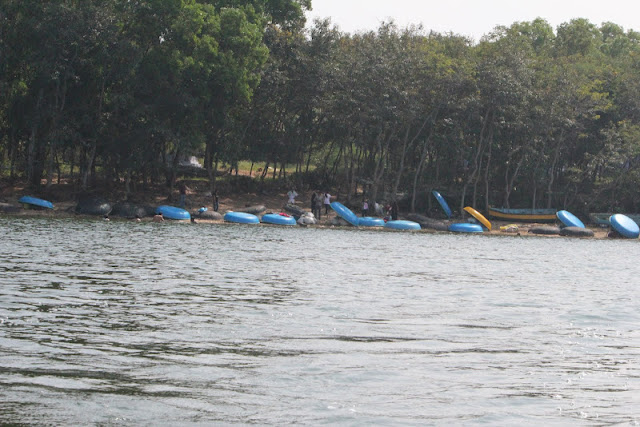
{"left": 179, "top": 182, "right": 189, "bottom": 208}
{"left": 213, "top": 190, "right": 219, "bottom": 212}
{"left": 391, "top": 201, "right": 399, "bottom": 220}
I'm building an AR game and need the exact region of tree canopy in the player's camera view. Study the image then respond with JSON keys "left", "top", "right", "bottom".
{"left": 2, "top": 3, "right": 640, "bottom": 215}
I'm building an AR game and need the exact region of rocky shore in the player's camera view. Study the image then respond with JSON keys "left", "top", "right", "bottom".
{"left": 0, "top": 185, "right": 341, "bottom": 224}
{"left": 0, "top": 186, "right": 616, "bottom": 240}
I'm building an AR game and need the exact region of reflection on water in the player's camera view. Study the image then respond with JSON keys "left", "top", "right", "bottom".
{"left": 1, "top": 217, "right": 639, "bottom": 424}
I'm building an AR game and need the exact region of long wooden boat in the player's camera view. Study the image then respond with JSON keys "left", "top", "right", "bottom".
{"left": 487, "top": 207, "right": 557, "bottom": 222}
{"left": 589, "top": 212, "right": 640, "bottom": 226}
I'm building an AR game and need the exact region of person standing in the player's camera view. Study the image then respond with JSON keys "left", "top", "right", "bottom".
{"left": 362, "top": 199, "right": 369, "bottom": 217}
{"left": 323, "top": 192, "right": 331, "bottom": 215}
{"left": 391, "top": 200, "right": 399, "bottom": 220}
{"left": 314, "top": 191, "right": 323, "bottom": 220}
{"left": 179, "top": 181, "right": 190, "bottom": 209}
{"left": 287, "top": 188, "right": 298, "bottom": 204}
{"left": 213, "top": 190, "right": 219, "bottom": 212}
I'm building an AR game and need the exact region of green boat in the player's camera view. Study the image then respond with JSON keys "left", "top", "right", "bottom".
{"left": 487, "top": 207, "right": 557, "bottom": 222}
{"left": 589, "top": 212, "right": 640, "bottom": 226}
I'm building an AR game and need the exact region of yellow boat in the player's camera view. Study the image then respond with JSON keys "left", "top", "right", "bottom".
{"left": 464, "top": 206, "right": 492, "bottom": 231}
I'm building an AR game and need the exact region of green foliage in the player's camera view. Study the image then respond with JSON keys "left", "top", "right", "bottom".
{"left": 2, "top": 6, "right": 640, "bottom": 211}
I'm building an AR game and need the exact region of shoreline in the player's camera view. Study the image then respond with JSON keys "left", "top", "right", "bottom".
{"left": 0, "top": 199, "right": 616, "bottom": 241}
{"left": 0, "top": 182, "right": 622, "bottom": 240}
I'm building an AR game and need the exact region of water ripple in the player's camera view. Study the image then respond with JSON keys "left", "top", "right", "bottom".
{"left": 1, "top": 217, "right": 639, "bottom": 425}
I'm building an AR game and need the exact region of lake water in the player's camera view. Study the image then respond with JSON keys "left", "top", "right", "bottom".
{"left": 1, "top": 216, "right": 639, "bottom": 425}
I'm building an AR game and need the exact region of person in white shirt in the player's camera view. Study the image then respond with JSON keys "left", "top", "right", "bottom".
{"left": 287, "top": 189, "right": 298, "bottom": 204}
{"left": 323, "top": 193, "right": 331, "bottom": 214}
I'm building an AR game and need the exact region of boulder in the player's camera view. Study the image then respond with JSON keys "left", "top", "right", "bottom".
{"left": 560, "top": 226, "right": 594, "bottom": 238}
{"left": 196, "top": 210, "right": 223, "bottom": 220}
{"left": 406, "top": 213, "right": 449, "bottom": 231}
{"left": 244, "top": 205, "right": 266, "bottom": 215}
{"left": 111, "top": 202, "right": 147, "bottom": 219}
{"left": 142, "top": 205, "right": 156, "bottom": 217}
{"left": 528, "top": 226, "right": 561, "bottom": 235}
{"left": 0, "top": 203, "right": 21, "bottom": 213}
{"left": 283, "top": 203, "right": 306, "bottom": 217}
{"left": 330, "top": 217, "right": 352, "bottom": 227}
{"left": 75, "top": 196, "right": 112, "bottom": 216}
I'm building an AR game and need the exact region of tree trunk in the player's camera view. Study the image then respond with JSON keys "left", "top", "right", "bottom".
{"left": 460, "top": 109, "right": 492, "bottom": 214}
{"left": 69, "top": 148, "right": 75, "bottom": 181}
{"left": 213, "top": 157, "right": 219, "bottom": 190}
{"left": 9, "top": 130, "right": 17, "bottom": 180}
{"left": 56, "top": 151, "right": 61, "bottom": 184}
{"left": 369, "top": 127, "right": 395, "bottom": 208}
{"left": 124, "top": 171, "right": 131, "bottom": 201}
{"left": 168, "top": 145, "right": 181, "bottom": 197}
{"left": 411, "top": 142, "right": 430, "bottom": 213}
{"left": 27, "top": 124, "right": 37, "bottom": 185}
{"left": 410, "top": 124, "right": 437, "bottom": 213}
{"left": 532, "top": 186, "right": 538, "bottom": 210}
{"left": 397, "top": 110, "right": 436, "bottom": 205}
{"left": 305, "top": 142, "right": 314, "bottom": 174}
{"left": 205, "top": 139, "right": 213, "bottom": 192}
{"left": 47, "top": 72, "right": 68, "bottom": 188}
{"left": 81, "top": 142, "right": 97, "bottom": 191}
{"left": 392, "top": 127, "right": 410, "bottom": 198}
{"left": 546, "top": 132, "right": 563, "bottom": 209}
{"left": 46, "top": 141, "right": 56, "bottom": 188}
{"left": 343, "top": 142, "right": 354, "bottom": 203}
{"left": 502, "top": 151, "right": 525, "bottom": 208}
{"left": 482, "top": 126, "right": 494, "bottom": 211}
{"left": 321, "top": 140, "right": 336, "bottom": 176}
{"left": 329, "top": 143, "right": 344, "bottom": 181}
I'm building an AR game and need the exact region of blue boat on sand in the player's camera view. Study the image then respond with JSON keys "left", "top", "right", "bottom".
{"left": 261, "top": 213, "right": 297, "bottom": 226}
{"left": 358, "top": 217, "right": 385, "bottom": 227}
{"left": 449, "top": 223, "right": 484, "bottom": 233}
{"left": 609, "top": 214, "right": 640, "bottom": 239}
{"left": 556, "top": 210, "right": 585, "bottom": 228}
{"left": 330, "top": 202, "right": 359, "bottom": 226}
{"left": 384, "top": 220, "right": 421, "bottom": 231}
{"left": 19, "top": 196, "right": 54, "bottom": 210}
{"left": 156, "top": 205, "right": 190, "bottom": 220}
{"left": 432, "top": 191, "right": 452, "bottom": 218}
{"left": 224, "top": 211, "right": 260, "bottom": 224}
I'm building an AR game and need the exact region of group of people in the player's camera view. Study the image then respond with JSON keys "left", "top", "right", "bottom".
{"left": 108, "top": 186, "right": 399, "bottom": 224}
{"left": 289, "top": 189, "right": 399, "bottom": 222}
{"left": 362, "top": 198, "right": 398, "bottom": 220}
{"left": 309, "top": 191, "right": 331, "bottom": 219}
{"left": 287, "top": 188, "right": 330, "bottom": 219}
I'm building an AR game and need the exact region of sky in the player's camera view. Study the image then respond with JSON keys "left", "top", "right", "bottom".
{"left": 305, "top": 0, "right": 640, "bottom": 42}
